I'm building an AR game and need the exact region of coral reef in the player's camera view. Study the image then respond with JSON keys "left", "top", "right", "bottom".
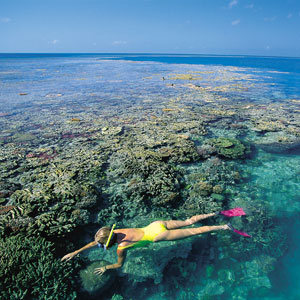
{"left": 168, "top": 73, "right": 202, "bottom": 80}
{"left": 110, "top": 295, "right": 124, "bottom": 300}
{"left": 0, "top": 234, "right": 79, "bottom": 300}
{"left": 205, "top": 137, "right": 250, "bottom": 159}
{"left": 0, "top": 142, "right": 108, "bottom": 238}
{"left": 0, "top": 176, "right": 98, "bottom": 237}
{"left": 179, "top": 157, "right": 241, "bottom": 214}
{"left": 0, "top": 56, "right": 298, "bottom": 300}
{"left": 105, "top": 148, "right": 184, "bottom": 209}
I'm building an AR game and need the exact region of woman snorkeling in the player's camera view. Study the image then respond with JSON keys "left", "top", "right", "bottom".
{"left": 61, "top": 208, "right": 249, "bottom": 276}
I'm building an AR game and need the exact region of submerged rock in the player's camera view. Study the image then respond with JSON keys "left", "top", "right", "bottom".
{"left": 196, "top": 279, "right": 225, "bottom": 297}
{"left": 254, "top": 132, "right": 300, "bottom": 153}
{"left": 120, "top": 239, "right": 193, "bottom": 284}
{"left": 79, "top": 260, "right": 117, "bottom": 296}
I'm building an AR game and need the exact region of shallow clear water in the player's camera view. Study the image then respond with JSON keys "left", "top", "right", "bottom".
{"left": 0, "top": 54, "right": 300, "bottom": 300}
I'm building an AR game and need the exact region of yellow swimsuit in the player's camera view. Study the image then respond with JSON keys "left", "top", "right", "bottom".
{"left": 118, "top": 222, "right": 167, "bottom": 250}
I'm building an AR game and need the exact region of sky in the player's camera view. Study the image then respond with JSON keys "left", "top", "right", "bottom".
{"left": 0, "top": 0, "right": 300, "bottom": 56}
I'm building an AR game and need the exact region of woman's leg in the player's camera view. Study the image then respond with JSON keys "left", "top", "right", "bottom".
{"left": 162, "top": 212, "right": 217, "bottom": 230}
{"left": 154, "top": 225, "right": 229, "bottom": 242}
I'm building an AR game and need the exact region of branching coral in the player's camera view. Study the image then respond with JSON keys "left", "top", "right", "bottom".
{"left": 106, "top": 149, "right": 184, "bottom": 208}
{"left": 0, "top": 234, "right": 79, "bottom": 300}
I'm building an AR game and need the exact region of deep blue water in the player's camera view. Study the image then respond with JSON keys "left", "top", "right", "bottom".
{"left": 2, "top": 53, "right": 299, "bottom": 73}
{"left": 1, "top": 53, "right": 299, "bottom": 71}
{"left": 1, "top": 53, "right": 300, "bottom": 300}
{"left": 1, "top": 53, "right": 300, "bottom": 73}
{"left": 101, "top": 53, "right": 300, "bottom": 72}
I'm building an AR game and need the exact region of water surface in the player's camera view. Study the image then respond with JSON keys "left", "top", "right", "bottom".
{"left": 0, "top": 53, "right": 300, "bottom": 300}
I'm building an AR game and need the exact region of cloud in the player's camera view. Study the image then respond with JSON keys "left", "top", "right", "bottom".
{"left": 48, "top": 40, "right": 59, "bottom": 45}
{"left": 231, "top": 19, "right": 240, "bottom": 26}
{"left": 245, "top": 3, "right": 254, "bottom": 9}
{"left": 287, "top": 13, "right": 292, "bottom": 19}
{"left": 265, "top": 45, "right": 271, "bottom": 50}
{"left": 0, "top": 17, "right": 11, "bottom": 23}
{"left": 112, "top": 40, "right": 127, "bottom": 46}
{"left": 264, "top": 16, "right": 277, "bottom": 22}
{"left": 228, "top": 0, "right": 238, "bottom": 9}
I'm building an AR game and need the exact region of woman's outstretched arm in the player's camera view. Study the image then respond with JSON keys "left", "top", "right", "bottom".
{"left": 94, "top": 248, "right": 127, "bottom": 275}
{"left": 61, "top": 241, "right": 98, "bottom": 261}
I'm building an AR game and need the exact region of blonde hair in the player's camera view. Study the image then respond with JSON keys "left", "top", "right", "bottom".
{"left": 94, "top": 227, "right": 111, "bottom": 244}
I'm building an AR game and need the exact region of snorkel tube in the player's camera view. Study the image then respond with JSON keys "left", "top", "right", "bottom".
{"left": 98, "top": 224, "right": 116, "bottom": 251}
{"left": 105, "top": 224, "right": 116, "bottom": 249}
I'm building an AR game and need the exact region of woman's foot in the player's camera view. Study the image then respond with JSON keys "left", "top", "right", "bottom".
{"left": 222, "top": 224, "right": 231, "bottom": 230}
{"left": 226, "top": 223, "right": 234, "bottom": 231}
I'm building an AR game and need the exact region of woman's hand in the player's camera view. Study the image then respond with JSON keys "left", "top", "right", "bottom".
{"left": 94, "top": 266, "right": 107, "bottom": 276}
{"left": 61, "top": 252, "right": 77, "bottom": 262}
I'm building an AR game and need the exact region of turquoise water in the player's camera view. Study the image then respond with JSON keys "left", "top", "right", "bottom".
{"left": 0, "top": 54, "right": 300, "bottom": 300}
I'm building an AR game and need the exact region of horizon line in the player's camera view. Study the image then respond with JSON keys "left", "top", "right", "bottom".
{"left": 0, "top": 52, "right": 299, "bottom": 59}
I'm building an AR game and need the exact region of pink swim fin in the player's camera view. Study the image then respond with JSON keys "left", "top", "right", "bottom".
{"left": 220, "top": 207, "right": 246, "bottom": 217}
{"left": 228, "top": 223, "right": 251, "bottom": 238}
{"left": 233, "top": 229, "right": 251, "bottom": 237}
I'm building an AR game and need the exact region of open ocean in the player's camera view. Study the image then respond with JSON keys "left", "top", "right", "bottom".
{"left": 1, "top": 53, "right": 300, "bottom": 300}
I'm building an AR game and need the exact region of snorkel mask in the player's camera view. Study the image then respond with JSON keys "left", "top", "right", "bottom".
{"left": 98, "top": 224, "right": 116, "bottom": 251}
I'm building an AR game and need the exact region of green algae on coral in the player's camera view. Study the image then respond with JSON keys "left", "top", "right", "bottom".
{"left": 206, "top": 137, "right": 249, "bottom": 159}
{"left": 13, "top": 132, "right": 36, "bottom": 142}
{"left": 211, "top": 193, "right": 225, "bottom": 201}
